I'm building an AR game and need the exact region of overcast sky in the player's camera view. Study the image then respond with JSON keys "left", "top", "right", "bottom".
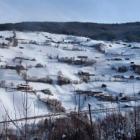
{"left": 0, "top": 0, "right": 140, "bottom": 23}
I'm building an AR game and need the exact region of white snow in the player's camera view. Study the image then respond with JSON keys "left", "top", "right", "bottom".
{"left": 0, "top": 31, "right": 139, "bottom": 122}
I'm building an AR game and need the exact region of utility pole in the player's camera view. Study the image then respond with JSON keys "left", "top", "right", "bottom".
{"left": 78, "top": 93, "right": 81, "bottom": 115}
{"left": 24, "top": 64, "right": 28, "bottom": 140}
{"left": 88, "top": 104, "right": 94, "bottom": 140}
{"left": 133, "top": 79, "right": 137, "bottom": 138}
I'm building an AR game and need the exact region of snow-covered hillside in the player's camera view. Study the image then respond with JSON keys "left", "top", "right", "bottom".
{"left": 0, "top": 31, "right": 140, "bottom": 121}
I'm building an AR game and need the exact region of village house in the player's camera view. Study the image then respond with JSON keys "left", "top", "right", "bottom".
{"left": 17, "top": 84, "right": 33, "bottom": 91}
{"left": 133, "top": 65, "right": 140, "bottom": 74}
{"left": 58, "top": 56, "right": 95, "bottom": 66}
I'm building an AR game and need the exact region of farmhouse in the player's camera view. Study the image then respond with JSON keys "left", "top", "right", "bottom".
{"left": 17, "top": 84, "right": 33, "bottom": 91}
{"left": 77, "top": 56, "right": 88, "bottom": 60}
{"left": 133, "top": 65, "right": 140, "bottom": 74}
{"left": 27, "top": 76, "right": 53, "bottom": 84}
{"left": 58, "top": 56, "right": 95, "bottom": 66}
{"left": 4, "top": 65, "right": 26, "bottom": 71}
{"left": 93, "top": 43, "right": 106, "bottom": 53}
{"left": 0, "top": 42, "right": 9, "bottom": 48}
{"left": 57, "top": 75, "right": 71, "bottom": 85}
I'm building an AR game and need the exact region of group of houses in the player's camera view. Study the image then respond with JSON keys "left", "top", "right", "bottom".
{"left": 58, "top": 56, "right": 96, "bottom": 66}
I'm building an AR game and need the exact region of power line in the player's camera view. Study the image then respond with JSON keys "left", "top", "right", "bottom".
{"left": 0, "top": 106, "right": 134, "bottom": 124}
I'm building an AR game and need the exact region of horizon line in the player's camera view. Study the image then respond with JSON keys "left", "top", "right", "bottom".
{"left": 0, "top": 20, "right": 140, "bottom": 25}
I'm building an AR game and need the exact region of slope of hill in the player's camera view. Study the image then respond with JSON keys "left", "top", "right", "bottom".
{"left": 0, "top": 31, "right": 140, "bottom": 122}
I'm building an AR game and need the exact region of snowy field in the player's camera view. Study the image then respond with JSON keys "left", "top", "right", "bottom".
{"left": 0, "top": 31, "right": 140, "bottom": 121}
